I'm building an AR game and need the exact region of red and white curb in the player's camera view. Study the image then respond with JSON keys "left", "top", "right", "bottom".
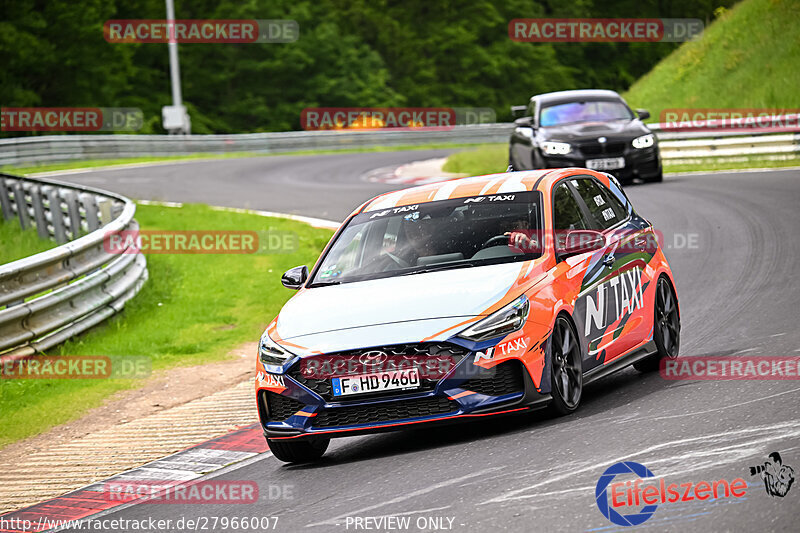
{"left": 0, "top": 424, "right": 267, "bottom": 533}
{"left": 364, "top": 158, "right": 464, "bottom": 186}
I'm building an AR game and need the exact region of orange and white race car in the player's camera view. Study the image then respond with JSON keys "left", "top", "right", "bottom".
{"left": 256, "top": 168, "right": 680, "bottom": 463}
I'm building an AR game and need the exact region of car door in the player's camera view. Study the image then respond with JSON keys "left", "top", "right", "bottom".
{"left": 568, "top": 176, "right": 653, "bottom": 365}
{"left": 551, "top": 180, "right": 609, "bottom": 373}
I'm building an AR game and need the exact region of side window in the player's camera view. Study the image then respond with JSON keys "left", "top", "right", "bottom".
{"left": 570, "top": 178, "right": 627, "bottom": 230}
{"left": 553, "top": 183, "right": 588, "bottom": 231}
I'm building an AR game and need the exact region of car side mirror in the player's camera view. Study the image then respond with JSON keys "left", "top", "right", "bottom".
{"left": 557, "top": 230, "right": 605, "bottom": 259}
{"left": 511, "top": 105, "right": 528, "bottom": 118}
{"left": 281, "top": 265, "right": 308, "bottom": 290}
{"left": 636, "top": 109, "right": 650, "bottom": 121}
{"left": 514, "top": 116, "right": 533, "bottom": 128}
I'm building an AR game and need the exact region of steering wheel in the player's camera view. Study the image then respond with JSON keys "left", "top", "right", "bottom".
{"left": 480, "top": 235, "right": 510, "bottom": 250}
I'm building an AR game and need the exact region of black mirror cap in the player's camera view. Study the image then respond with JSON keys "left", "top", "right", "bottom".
{"left": 636, "top": 109, "right": 651, "bottom": 121}
{"left": 281, "top": 265, "right": 308, "bottom": 290}
{"left": 510, "top": 105, "right": 528, "bottom": 118}
{"left": 514, "top": 116, "right": 533, "bottom": 127}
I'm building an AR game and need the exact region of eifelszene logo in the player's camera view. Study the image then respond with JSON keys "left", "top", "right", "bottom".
{"left": 595, "top": 461, "right": 748, "bottom": 526}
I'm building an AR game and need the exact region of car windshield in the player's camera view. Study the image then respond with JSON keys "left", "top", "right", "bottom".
{"left": 309, "top": 191, "right": 543, "bottom": 286}
{"left": 540, "top": 100, "right": 633, "bottom": 127}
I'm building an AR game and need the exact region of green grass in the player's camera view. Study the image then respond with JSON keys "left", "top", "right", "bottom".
{"left": 442, "top": 144, "right": 507, "bottom": 176}
{"left": 0, "top": 219, "right": 57, "bottom": 264}
{"left": 3, "top": 142, "right": 487, "bottom": 176}
{"left": 442, "top": 144, "right": 800, "bottom": 178}
{"left": 0, "top": 203, "right": 333, "bottom": 449}
{"left": 624, "top": 0, "right": 800, "bottom": 122}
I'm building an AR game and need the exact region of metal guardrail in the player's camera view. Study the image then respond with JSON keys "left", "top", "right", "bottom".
{"left": 0, "top": 124, "right": 515, "bottom": 167}
{"left": 1, "top": 121, "right": 798, "bottom": 167}
{"left": 0, "top": 173, "right": 148, "bottom": 359}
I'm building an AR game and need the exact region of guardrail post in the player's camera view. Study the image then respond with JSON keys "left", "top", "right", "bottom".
{"left": 11, "top": 182, "right": 30, "bottom": 230}
{"left": 29, "top": 185, "right": 50, "bottom": 239}
{"left": 98, "top": 199, "right": 113, "bottom": 225}
{"left": 64, "top": 191, "right": 83, "bottom": 240}
{"left": 0, "top": 178, "right": 13, "bottom": 221}
{"left": 80, "top": 193, "right": 100, "bottom": 232}
{"left": 44, "top": 186, "right": 68, "bottom": 244}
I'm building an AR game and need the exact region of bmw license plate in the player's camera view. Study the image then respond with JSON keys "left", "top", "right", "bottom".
{"left": 332, "top": 369, "right": 420, "bottom": 397}
{"left": 585, "top": 157, "right": 625, "bottom": 170}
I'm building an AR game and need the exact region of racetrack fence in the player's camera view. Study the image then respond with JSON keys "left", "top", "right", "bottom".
{"left": 0, "top": 173, "right": 148, "bottom": 360}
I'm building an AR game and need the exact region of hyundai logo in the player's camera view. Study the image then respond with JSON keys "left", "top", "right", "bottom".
{"left": 359, "top": 351, "right": 388, "bottom": 365}
{"left": 598, "top": 136, "right": 607, "bottom": 143}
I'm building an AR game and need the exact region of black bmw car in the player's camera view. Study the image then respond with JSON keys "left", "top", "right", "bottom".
{"left": 508, "top": 89, "right": 662, "bottom": 184}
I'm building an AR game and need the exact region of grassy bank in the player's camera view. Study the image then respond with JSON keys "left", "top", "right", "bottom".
{"left": 0, "top": 221, "right": 57, "bottom": 264}
{"left": 0, "top": 203, "right": 333, "bottom": 449}
{"left": 624, "top": 0, "right": 800, "bottom": 121}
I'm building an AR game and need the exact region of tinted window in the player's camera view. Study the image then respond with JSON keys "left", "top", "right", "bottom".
{"left": 310, "top": 192, "right": 543, "bottom": 286}
{"left": 553, "top": 183, "right": 587, "bottom": 231}
{"left": 570, "top": 178, "right": 627, "bottom": 230}
{"left": 540, "top": 100, "right": 633, "bottom": 127}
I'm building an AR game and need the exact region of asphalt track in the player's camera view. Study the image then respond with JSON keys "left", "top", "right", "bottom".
{"left": 57, "top": 155, "right": 800, "bottom": 532}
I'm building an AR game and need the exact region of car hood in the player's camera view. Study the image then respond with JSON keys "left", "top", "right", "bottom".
{"left": 274, "top": 261, "right": 547, "bottom": 351}
{"left": 539, "top": 119, "right": 650, "bottom": 142}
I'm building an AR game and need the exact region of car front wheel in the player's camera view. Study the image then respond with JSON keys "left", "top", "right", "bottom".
{"left": 549, "top": 315, "right": 583, "bottom": 416}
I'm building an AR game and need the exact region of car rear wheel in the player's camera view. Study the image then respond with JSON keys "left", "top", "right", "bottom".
{"left": 267, "top": 436, "right": 330, "bottom": 463}
{"left": 644, "top": 170, "right": 663, "bottom": 183}
{"left": 635, "top": 276, "right": 680, "bottom": 372}
{"left": 549, "top": 315, "right": 583, "bottom": 416}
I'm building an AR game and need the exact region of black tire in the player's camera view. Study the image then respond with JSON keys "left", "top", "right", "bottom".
{"left": 634, "top": 276, "right": 680, "bottom": 372}
{"left": 548, "top": 315, "right": 583, "bottom": 416}
{"left": 267, "top": 436, "right": 329, "bottom": 463}
{"left": 644, "top": 169, "right": 663, "bottom": 183}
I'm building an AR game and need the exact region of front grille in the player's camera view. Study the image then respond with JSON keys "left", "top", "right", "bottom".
{"left": 314, "top": 396, "right": 458, "bottom": 428}
{"left": 579, "top": 141, "right": 626, "bottom": 157}
{"left": 261, "top": 391, "right": 306, "bottom": 422}
{"left": 288, "top": 343, "right": 469, "bottom": 401}
{"left": 461, "top": 361, "right": 525, "bottom": 397}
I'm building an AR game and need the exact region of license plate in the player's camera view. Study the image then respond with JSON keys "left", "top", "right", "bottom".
{"left": 586, "top": 157, "right": 625, "bottom": 170}
{"left": 332, "top": 369, "right": 420, "bottom": 397}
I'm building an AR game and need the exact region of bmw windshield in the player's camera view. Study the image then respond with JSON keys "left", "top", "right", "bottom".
{"left": 309, "top": 191, "right": 543, "bottom": 286}
{"left": 540, "top": 100, "right": 634, "bottom": 127}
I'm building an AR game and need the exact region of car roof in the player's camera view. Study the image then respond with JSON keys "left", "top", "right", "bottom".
{"left": 359, "top": 169, "right": 591, "bottom": 214}
{"left": 532, "top": 89, "right": 623, "bottom": 106}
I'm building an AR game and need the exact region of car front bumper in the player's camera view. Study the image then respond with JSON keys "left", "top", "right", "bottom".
{"left": 257, "top": 349, "right": 551, "bottom": 442}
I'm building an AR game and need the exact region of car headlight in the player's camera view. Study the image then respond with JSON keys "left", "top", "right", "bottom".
{"left": 541, "top": 141, "right": 572, "bottom": 155}
{"left": 458, "top": 295, "right": 530, "bottom": 342}
{"left": 632, "top": 134, "right": 655, "bottom": 149}
{"left": 259, "top": 333, "right": 294, "bottom": 365}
